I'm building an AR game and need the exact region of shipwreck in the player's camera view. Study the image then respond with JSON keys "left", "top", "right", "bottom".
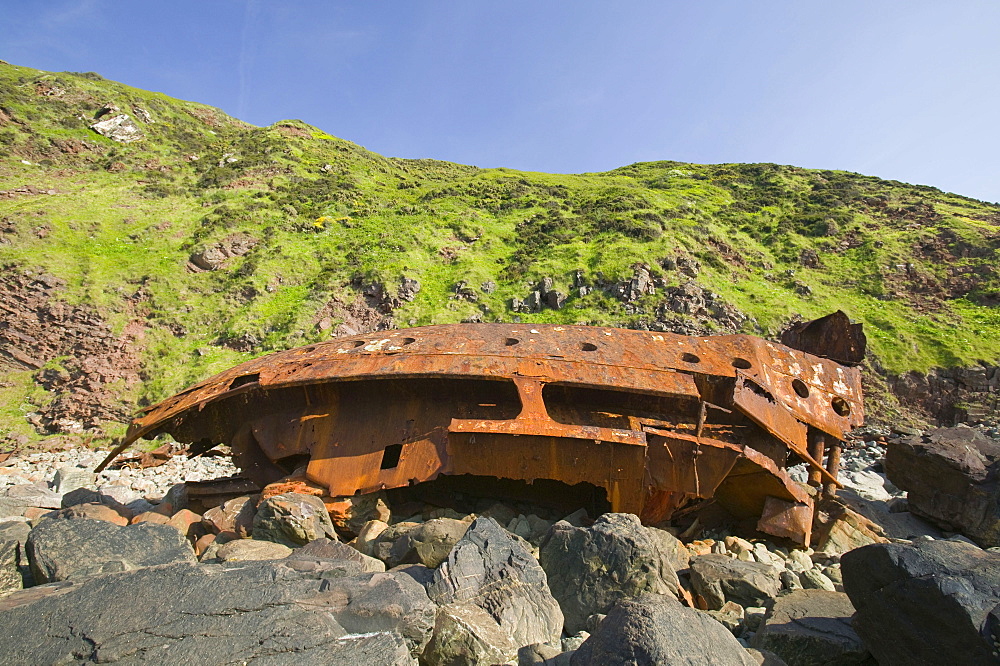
{"left": 99, "top": 313, "right": 865, "bottom": 546}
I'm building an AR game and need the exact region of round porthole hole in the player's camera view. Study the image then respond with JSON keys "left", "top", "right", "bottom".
{"left": 832, "top": 397, "right": 851, "bottom": 416}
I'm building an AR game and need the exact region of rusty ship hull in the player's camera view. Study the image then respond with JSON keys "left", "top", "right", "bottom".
{"left": 100, "top": 323, "right": 864, "bottom": 545}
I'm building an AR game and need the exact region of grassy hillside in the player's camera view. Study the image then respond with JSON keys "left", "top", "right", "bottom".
{"left": 1, "top": 61, "right": 998, "bottom": 444}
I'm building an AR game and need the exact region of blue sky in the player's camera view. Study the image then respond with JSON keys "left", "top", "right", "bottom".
{"left": 2, "top": 1, "right": 998, "bottom": 202}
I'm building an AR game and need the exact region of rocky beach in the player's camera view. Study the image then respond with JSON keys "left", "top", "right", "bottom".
{"left": 0, "top": 424, "right": 996, "bottom": 665}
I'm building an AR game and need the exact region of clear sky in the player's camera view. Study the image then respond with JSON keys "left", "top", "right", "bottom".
{"left": 2, "top": 1, "right": 998, "bottom": 202}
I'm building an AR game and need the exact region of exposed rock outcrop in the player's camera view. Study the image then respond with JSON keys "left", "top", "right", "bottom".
{"left": 89, "top": 114, "right": 143, "bottom": 142}
{"left": 0, "top": 269, "right": 142, "bottom": 434}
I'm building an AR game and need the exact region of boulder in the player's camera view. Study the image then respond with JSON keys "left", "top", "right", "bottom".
{"left": 166, "top": 508, "right": 207, "bottom": 541}
{"left": 26, "top": 518, "right": 196, "bottom": 583}
{"left": 752, "top": 590, "right": 871, "bottom": 665}
{"left": 429, "top": 516, "right": 563, "bottom": 649}
{"left": 648, "top": 525, "right": 691, "bottom": 570}
{"left": 355, "top": 519, "right": 390, "bottom": 556}
{"left": 705, "top": 600, "right": 745, "bottom": 636}
{"left": 811, "top": 498, "right": 888, "bottom": 555}
{"left": 0, "top": 521, "right": 33, "bottom": 589}
{"left": 885, "top": 427, "right": 1000, "bottom": 546}
{"left": 833, "top": 490, "right": 941, "bottom": 542}
{"left": 518, "top": 642, "right": 565, "bottom": 664}
{"left": 0, "top": 559, "right": 418, "bottom": 665}
{"left": 326, "top": 492, "right": 392, "bottom": 537}
{"left": 398, "top": 277, "right": 421, "bottom": 302}
{"left": 570, "top": 594, "right": 756, "bottom": 665}
{"left": 62, "top": 487, "right": 128, "bottom": 511}
{"left": 539, "top": 513, "right": 682, "bottom": 634}
{"left": 422, "top": 602, "right": 518, "bottom": 666}
{"left": 369, "top": 521, "right": 420, "bottom": 562}
{"left": 295, "top": 537, "right": 385, "bottom": 572}
{"left": 202, "top": 494, "right": 256, "bottom": 536}
{"left": 215, "top": 538, "right": 293, "bottom": 562}
{"left": 799, "top": 569, "right": 837, "bottom": 592}
{"left": 841, "top": 539, "right": 1000, "bottom": 665}
{"left": 379, "top": 517, "right": 471, "bottom": 568}
{"left": 253, "top": 492, "right": 337, "bottom": 547}
{"left": 189, "top": 246, "right": 228, "bottom": 271}
{"left": 0, "top": 521, "right": 31, "bottom": 544}
{"left": 131, "top": 510, "right": 171, "bottom": 525}
{"left": 51, "top": 464, "right": 97, "bottom": 494}
{"left": 689, "top": 554, "right": 781, "bottom": 610}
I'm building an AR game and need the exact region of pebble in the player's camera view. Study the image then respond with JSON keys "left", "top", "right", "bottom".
{"left": 799, "top": 568, "right": 837, "bottom": 591}
{"left": 787, "top": 549, "right": 814, "bottom": 572}
{"left": 0, "top": 447, "right": 238, "bottom": 500}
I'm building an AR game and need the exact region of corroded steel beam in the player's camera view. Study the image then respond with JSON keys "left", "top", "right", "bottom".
{"left": 99, "top": 322, "right": 865, "bottom": 545}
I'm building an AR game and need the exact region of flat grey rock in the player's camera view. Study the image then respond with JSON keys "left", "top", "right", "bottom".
{"left": 0, "top": 559, "right": 418, "bottom": 665}
{"left": 752, "top": 590, "right": 871, "bottom": 665}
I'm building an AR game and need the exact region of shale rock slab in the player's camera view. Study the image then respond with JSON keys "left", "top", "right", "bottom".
{"left": 885, "top": 426, "right": 1000, "bottom": 546}
{"left": 296, "top": 536, "right": 385, "bottom": 572}
{"left": 0, "top": 559, "right": 418, "bottom": 665}
{"left": 0, "top": 484, "right": 61, "bottom": 518}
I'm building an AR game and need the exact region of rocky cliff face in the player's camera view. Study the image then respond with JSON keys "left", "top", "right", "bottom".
{"left": 889, "top": 365, "right": 1000, "bottom": 425}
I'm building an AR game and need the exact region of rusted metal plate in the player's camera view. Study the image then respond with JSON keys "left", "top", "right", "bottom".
{"left": 98, "top": 319, "right": 866, "bottom": 545}
{"left": 781, "top": 310, "right": 867, "bottom": 366}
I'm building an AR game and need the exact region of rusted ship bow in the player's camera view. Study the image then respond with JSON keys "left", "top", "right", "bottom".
{"left": 100, "top": 320, "right": 865, "bottom": 545}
